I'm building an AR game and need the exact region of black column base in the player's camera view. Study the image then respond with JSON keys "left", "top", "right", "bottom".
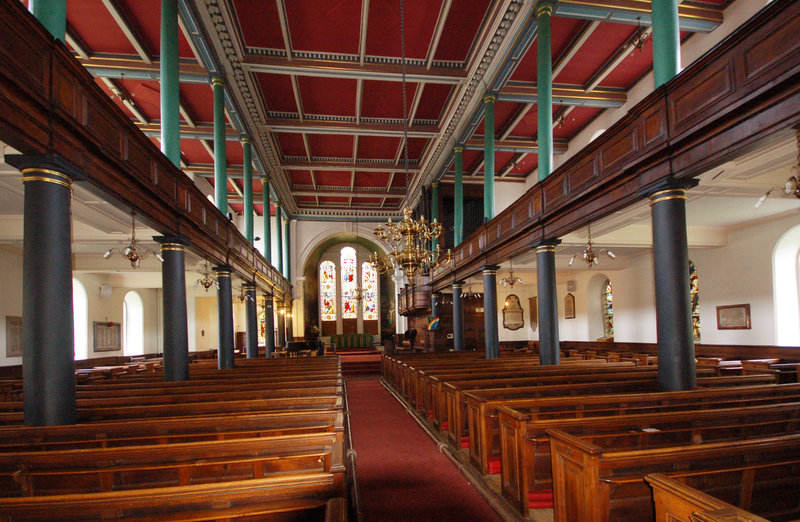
{"left": 533, "top": 239, "right": 560, "bottom": 366}
{"left": 154, "top": 236, "right": 191, "bottom": 382}
{"left": 214, "top": 265, "right": 235, "bottom": 369}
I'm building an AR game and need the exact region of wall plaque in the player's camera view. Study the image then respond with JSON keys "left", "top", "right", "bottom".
{"left": 716, "top": 304, "right": 751, "bottom": 330}
{"left": 93, "top": 321, "right": 121, "bottom": 352}
{"left": 503, "top": 294, "right": 524, "bottom": 331}
{"left": 5, "top": 316, "right": 22, "bottom": 357}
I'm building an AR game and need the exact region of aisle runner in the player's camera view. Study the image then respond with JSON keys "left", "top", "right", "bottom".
{"left": 347, "top": 378, "right": 502, "bottom": 521}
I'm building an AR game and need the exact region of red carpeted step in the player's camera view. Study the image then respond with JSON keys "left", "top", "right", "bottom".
{"left": 487, "top": 457, "right": 501, "bottom": 474}
{"left": 461, "top": 435, "right": 469, "bottom": 449}
{"left": 528, "top": 489, "right": 554, "bottom": 509}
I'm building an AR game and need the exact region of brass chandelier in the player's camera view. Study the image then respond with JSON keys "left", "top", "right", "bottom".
{"left": 194, "top": 260, "right": 218, "bottom": 292}
{"left": 370, "top": 0, "right": 449, "bottom": 282}
{"left": 569, "top": 223, "right": 615, "bottom": 268}
{"left": 754, "top": 128, "right": 800, "bottom": 208}
{"left": 103, "top": 211, "right": 163, "bottom": 269}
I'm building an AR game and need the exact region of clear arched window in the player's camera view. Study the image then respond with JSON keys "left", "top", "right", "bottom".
{"left": 123, "top": 291, "right": 144, "bottom": 356}
{"left": 362, "top": 262, "right": 378, "bottom": 321}
{"left": 73, "top": 278, "right": 88, "bottom": 360}
{"left": 602, "top": 279, "right": 613, "bottom": 338}
{"left": 690, "top": 261, "right": 700, "bottom": 341}
{"left": 320, "top": 261, "right": 337, "bottom": 322}
{"left": 341, "top": 247, "right": 357, "bottom": 319}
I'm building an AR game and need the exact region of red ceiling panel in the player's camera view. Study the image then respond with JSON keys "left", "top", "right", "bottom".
{"left": 414, "top": 83, "right": 452, "bottom": 121}
{"left": 553, "top": 106, "right": 602, "bottom": 140}
{"left": 225, "top": 141, "right": 244, "bottom": 165}
{"left": 407, "top": 138, "right": 428, "bottom": 161}
{"left": 275, "top": 133, "right": 307, "bottom": 157}
{"left": 358, "top": 136, "right": 401, "bottom": 159}
{"left": 510, "top": 39, "right": 539, "bottom": 83}
{"left": 296, "top": 196, "right": 317, "bottom": 205}
{"left": 230, "top": 203, "right": 244, "bottom": 214}
{"left": 234, "top": 0, "right": 285, "bottom": 49}
{"left": 117, "top": 0, "right": 194, "bottom": 58}
{"left": 355, "top": 171, "right": 391, "bottom": 189}
{"left": 314, "top": 171, "right": 351, "bottom": 188}
{"left": 434, "top": 0, "right": 492, "bottom": 62}
{"left": 361, "top": 81, "right": 418, "bottom": 120}
{"left": 509, "top": 153, "right": 537, "bottom": 175}
{"left": 180, "top": 139, "right": 212, "bottom": 164}
{"left": 384, "top": 198, "right": 403, "bottom": 207}
{"left": 122, "top": 80, "right": 162, "bottom": 121}
{"left": 180, "top": 84, "right": 215, "bottom": 123}
{"left": 390, "top": 172, "right": 416, "bottom": 189}
{"left": 366, "top": 0, "right": 442, "bottom": 59}
{"left": 476, "top": 100, "right": 523, "bottom": 136}
{"left": 493, "top": 151, "right": 516, "bottom": 170}
{"left": 94, "top": 78, "right": 136, "bottom": 120}
{"left": 318, "top": 196, "right": 349, "bottom": 204}
{"left": 285, "top": 0, "right": 361, "bottom": 54}
{"left": 307, "top": 134, "right": 354, "bottom": 158}
{"left": 255, "top": 73, "right": 298, "bottom": 114}
{"left": 297, "top": 77, "right": 357, "bottom": 117}
{"left": 506, "top": 104, "right": 559, "bottom": 138}
{"left": 555, "top": 22, "right": 637, "bottom": 85}
{"left": 552, "top": 18, "right": 590, "bottom": 69}
{"left": 353, "top": 196, "right": 383, "bottom": 206}
{"left": 253, "top": 178, "right": 263, "bottom": 192}
{"left": 289, "top": 170, "right": 314, "bottom": 187}
{"left": 67, "top": 0, "right": 136, "bottom": 55}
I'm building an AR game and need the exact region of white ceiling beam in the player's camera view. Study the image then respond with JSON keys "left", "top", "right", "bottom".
{"left": 552, "top": 20, "right": 600, "bottom": 80}
{"left": 275, "top": 0, "right": 294, "bottom": 60}
{"left": 100, "top": 0, "right": 152, "bottom": 64}
{"left": 358, "top": 0, "right": 370, "bottom": 66}
{"left": 100, "top": 77, "right": 149, "bottom": 125}
{"left": 425, "top": 0, "right": 452, "bottom": 69}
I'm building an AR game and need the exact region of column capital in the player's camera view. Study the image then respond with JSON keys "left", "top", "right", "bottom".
{"left": 535, "top": 0, "right": 554, "bottom": 17}
{"left": 453, "top": 145, "right": 463, "bottom": 153}
{"left": 431, "top": 181, "right": 439, "bottom": 189}
{"left": 274, "top": 201, "right": 281, "bottom": 208}
{"left": 242, "top": 282, "right": 257, "bottom": 290}
{"left": 241, "top": 136, "right": 251, "bottom": 145}
{"left": 211, "top": 76, "right": 224, "bottom": 87}
{"left": 261, "top": 174, "right": 270, "bottom": 182}
{"left": 452, "top": 281, "right": 465, "bottom": 289}
{"left": 7, "top": 154, "right": 84, "bottom": 182}
{"left": 153, "top": 235, "right": 191, "bottom": 248}
{"left": 531, "top": 238, "right": 561, "bottom": 252}
{"left": 483, "top": 94, "right": 496, "bottom": 104}
{"left": 482, "top": 264, "right": 501, "bottom": 275}
{"left": 213, "top": 264, "right": 234, "bottom": 277}
{"left": 638, "top": 178, "right": 699, "bottom": 200}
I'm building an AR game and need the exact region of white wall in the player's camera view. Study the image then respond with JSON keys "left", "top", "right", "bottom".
{"left": 0, "top": 247, "right": 23, "bottom": 367}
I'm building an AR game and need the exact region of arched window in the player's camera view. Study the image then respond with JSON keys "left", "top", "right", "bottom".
{"left": 602, "top": 279, "right": 614, "bottom": 338}
{"left": 362, "top": 262, "right": 378, "bottom": 321}
{"left": 690, "top": 261, "right": 700, "bottom": 341}
{"left": 773, "top": 225, "right": 800, "bottom": 345}
{"left": 340, "top": 247, "right": 357, "bottom": 319}
{"left": 72, "top": 278, "right": 88, "bottom": 360}
{"left": 123, "top": 291, "right": 144, "bottom": 356}
{"left": 320, "top": 261, "right": 337, "bottom": 322}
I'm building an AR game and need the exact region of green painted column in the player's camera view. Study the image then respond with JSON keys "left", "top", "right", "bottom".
{"left": 483, "top": 95, "right": 496, "bottom": 222}
{"left": 537, "top": 1, "right": 554, "bottom": 181}
{"left": 29, "top": 0, "right": 66, "bottom": 42}
{"left": 261, "top": 176, "right": 272, "bottom": 262}
{"left": 275, "top": 202, "right": 283, "bottom": 275}
{"left": 652, "top": 0, "right": 681, "bottom": 88}
{"left": 212, "top": 77, "right": 227, "bottom": 214}
{"left": 283, "top": 218, "right": 290, "bottom": 280}
{"left": 242, "top": 137, "right": 254, "bottom": 243}
{"left": 431, "top": 182, "right": 439, "bottom": 252}
{"left": 160, "top": 0, "right": 180, "bottom": 167}
{"left": 453, "top": 146, "right": 464, "bottom": 246}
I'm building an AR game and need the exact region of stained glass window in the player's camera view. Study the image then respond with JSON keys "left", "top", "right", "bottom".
{"left": 320, "top": 261, "right": 336, "bottom": 322}
{"left": 362, "top": 262, "right": 378, "bottom": 321}
{"left": 341, "top": 247, "right": 357, "bottom": 319}
{"left": 690, "top": 261, "right": 700, "bottom": 341}
{"left": 603, "top": 279, "right": 614, "bottom": 338}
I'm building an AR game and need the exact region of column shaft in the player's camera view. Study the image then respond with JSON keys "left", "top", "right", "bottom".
{"left": 275, "top": 204, "right": 283, "bottom": 274}
{"left": 264, "top": 294, "right": 275, "bottom": 357}
{"left": 212, "top": 77, "right": 227, "bottom": 213}
{"left": 452, "top": 282, "right": 464, "bottom": 352}
{"left": 277, "top": 303, "right": 286, "bottom": 347}
{"left": 483, "top": 96, "right": 496, "bottom": 222}
{"left": 483, "top": 267, "right": 500, "bottom": 359}
{"left": 29, "top": 0, "right": 66, "bottom": 41}
{"left": 431, "top": 182, "right": 439, "bottom": 251}
{"left": 536, "top": 241, "right": 560, "bottom": 365}
{"left": 453, "top": 147, "right": 464, "bottom": 246}
{"left": 537, "top": 1, "right": 554, "bottom": 181}
{"left": 160, "top": 0, "right": 180, "bottom": 166}
{"left": 214, "top": 265, "right": 235, "bottom": 369}
{"left": 157, "top": 237, "right": 190, "bottom": 381}
{"left": 244, "top": 283, "right": 258, "bottom": 358}
{"left": 242, "top": 138, "right": 254, "bottom": 243}
{"left": 262, "top": 178, "right": 272, "bottom": 262}
{"left": 650, "top": 187, "right": 696, "bottom": 391}
{"left": 652, "top": 0, "right": 681, "bottom": 88}
{"left": 284, "top": 219, "right": 290, "bottom": 280}
{"left": 430, "top": 293, "right": 440, "bottom": 351}
{"left": 18, "top": 164, "right": 76, "bottom": 425}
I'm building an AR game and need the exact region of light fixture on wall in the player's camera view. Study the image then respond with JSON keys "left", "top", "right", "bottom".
{"left": 194, "top": 260, "right": 218, "bottom": 292}
{"left": 103, "top": 211, "right": 163, "bottom": 269}
{"left": 569, "top": 223, "right": 615, "bottom": 268}
{"left": 461, "top": 283, "right": 482, "bottom": 299}
{"left": 754, "top": 130, "right": 800, "bottom": 208}
{"left": 370, "top": 0, "right": 450, "bottom": 282}
{"left": 499, "top": 257, "right": 523, "bottom": 288}
{"left": 234, "top": 287, "right": 255, "bottom": 303}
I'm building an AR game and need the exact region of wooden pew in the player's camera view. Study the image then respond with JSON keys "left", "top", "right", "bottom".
{"left": 0, "top": 477, "right": 346, "bottom": 521}
{"left": 547, "top": 430, "right": 800, "bottom": 521}
{"left": 646, "top": 473, "right": 771, "bottom": 522}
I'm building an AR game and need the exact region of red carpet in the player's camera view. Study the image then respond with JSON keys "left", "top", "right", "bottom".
{"left": 347, "top": 379, "right": 502, "bottom": 521}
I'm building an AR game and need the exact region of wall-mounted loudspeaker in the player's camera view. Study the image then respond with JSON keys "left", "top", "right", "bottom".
{"left": 99, "top": 284, "right": 113, "bottom": 299}
{"left": 566, "top": 280, "right": 577, "bottom": 292}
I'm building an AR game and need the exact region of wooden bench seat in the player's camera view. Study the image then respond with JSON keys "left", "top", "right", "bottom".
{"left": 0, "top": 476, "right": 345, "bottom": 521}
{"left": 547, "top": 429, "right": 800, "bottom": 521}
{"left": 498, "top": 399, "right": 800, "bottom": 516}
{"left": 75, "top": 377, "right": 342, "bottom": 398}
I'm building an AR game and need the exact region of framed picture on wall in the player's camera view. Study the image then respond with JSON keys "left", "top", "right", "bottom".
{"left": 564, "top": 293, "right": 576, "bottom": 319}
{"left": 93, "top": 321, "right": 121, "bottom": 352}
{"left": 5, "top": 316, "right": 22, "bottom": 357}
{"left": 716, "top": 304, "right": 751, "bottom": 330}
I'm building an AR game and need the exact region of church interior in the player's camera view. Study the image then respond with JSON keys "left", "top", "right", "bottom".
{"left": 0, "top": 0, "right": 799, "bottom": 520}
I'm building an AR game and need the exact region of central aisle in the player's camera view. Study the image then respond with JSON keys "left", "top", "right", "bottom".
{"left": 347, "top": 378, "right": 503, "bottom": 521}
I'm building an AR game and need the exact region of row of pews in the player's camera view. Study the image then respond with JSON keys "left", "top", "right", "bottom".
{"left": 382, "top": 349, "right": 800, "bottom": 521}
{"left": 0, "top": 356, "right": 349, "bottom": 521}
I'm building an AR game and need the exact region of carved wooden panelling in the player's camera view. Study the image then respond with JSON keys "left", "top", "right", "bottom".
{"left": 52, "top": 64, "right": 77, "bottom": 118}
{"left": 83, "top": 96, "right": 122, "bottom": 158}
{"left": 152, "top": 166, "right": 178, "bottom": 202}
{"left": 568, "top": 156, "right": 596, "bottom": 195}
{"left": 600, "top": 129, "right": 638, "bottom": 172}
{"left": 543, "top": 175, "right": 568, "bottom": 212}
{"left": 123, "top": 138, "right": 154, "bottom": 185}
{"left": 742, "top": 12, "right": 800, "bottom": 84}
{"left": 0, "top": 11, "right": 47, "bottom": 94}
{"left": 671, "top": 64, "right": 734, "bottom": 131}
{"left": 512, "top": 198, "right": 532, "bottom": 228}
{"left": 643, "top": 109, "right": 665, "bottom": 146}
{"left": 187, "top": 192, "right": 204, "bottom": 224}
